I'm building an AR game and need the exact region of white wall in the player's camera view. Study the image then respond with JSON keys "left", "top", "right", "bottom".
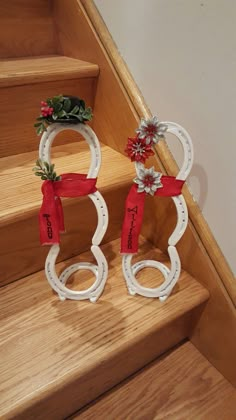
{"left": 95, "top": 0, "right": 236, "bottom": 275}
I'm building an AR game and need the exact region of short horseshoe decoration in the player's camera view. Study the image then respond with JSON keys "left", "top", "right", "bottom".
{"left": 33, "top": 96, "right": 108, "bottom": 302}
{"left": 121, "top": 117, "right": 194, "bottom": 301}
{"left": 40, "top": 124, "right": 108, "bottom": 302}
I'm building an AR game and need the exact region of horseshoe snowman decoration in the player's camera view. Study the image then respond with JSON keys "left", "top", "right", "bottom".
{"left": 121, "top": 117, "right": 193, "bottom": 301}
{"left": 33, "top": 95, "right": 108, "bottom": 302}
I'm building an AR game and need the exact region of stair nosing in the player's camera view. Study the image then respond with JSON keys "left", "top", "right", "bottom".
{"left": 0, "top": 55, "right": 99, "bottom": 88}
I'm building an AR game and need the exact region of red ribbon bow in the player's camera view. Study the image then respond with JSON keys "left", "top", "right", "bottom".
{"left": 120, "top": 176, "right": 185, "bottom": 254}
{"left": 39, "top": 173, "right": 97, "bottom": 245}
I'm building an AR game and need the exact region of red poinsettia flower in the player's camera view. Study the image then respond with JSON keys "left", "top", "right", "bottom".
{"left": 125, "top": 136, "right": 154, "bottom": 163}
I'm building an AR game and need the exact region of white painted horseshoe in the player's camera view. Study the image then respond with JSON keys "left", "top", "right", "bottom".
{"left": 39, "top": 123, "right": 109, "bottom": 302}
{"left": 122, "top": 121, "right": 193, "bottom": 301}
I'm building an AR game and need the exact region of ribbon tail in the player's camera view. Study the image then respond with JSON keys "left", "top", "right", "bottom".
{"left": 120, "top": 184, "right": 146, "bottom": 254}
{"left": 39, "top": 181, "right": 60, "bottom": 245}
{"left": 55, "top": 197, "right": 65, "bottom": 233}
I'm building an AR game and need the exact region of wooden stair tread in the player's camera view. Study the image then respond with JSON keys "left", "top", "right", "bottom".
{"left": 0, "top": 141, "right": 134, "bottom": 226}
{"left": 0, "top": 238, "right": 209, "bottom": 418}
{"left": 75, "top": 341, "right": 236, "bottom": 420}
{"left": 0, "top": 55, "right": 99, "bottom": 87}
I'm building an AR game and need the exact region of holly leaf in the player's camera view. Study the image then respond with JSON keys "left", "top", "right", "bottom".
{"left": 80, "top": 99, "right": 85, "bottom": 109}
{"left": 36, "top": 125, "right": 44, "bottom": 136}
{"left": 53, "top": 102, "right": 63, "bottom": 113}
{"left": 46, "top": 98, "right": 53, "bottom": 108}
{"left": 63, "top": 98, "right": 71, "bottom": 112}
{"left": 51, "top": 95, "right": 63, "bottom": 106}
{"left": 44, "top": 162, "right": 50, "bottom": 172}
{"left": 57, "top": 110, "right": 67, "bottom": 118}
{"left": 70, "top": 105, "right": 80, "bottom": 115}
{"left": 82, "top": 107, "right": 93, "bottom": 120}
{"left": 49, "top": 163, "right": 55, "bottom": 174}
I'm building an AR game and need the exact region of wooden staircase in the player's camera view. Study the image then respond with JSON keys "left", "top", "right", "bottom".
{"left": 0, "top": 55, "right": 98, "bottom": 157}
{"left": 0, "top": 140, "right": 134, "bottom": 285}
{"left": 73, "top": 342, "right": 236, "bottom": 420}
{"left": 0, "top": 240, "right": 209, "bottom": 418}
{"left": 0, "top": 1, "right": 235, "bottom": 418}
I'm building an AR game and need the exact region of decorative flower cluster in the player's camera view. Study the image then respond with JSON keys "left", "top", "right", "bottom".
{"left": 34, "top": 95, "right": 93, "bottom": 136}
{"left": 125, "top": 116, "right": 167, "bottom": 164}
{"left": 125, "top": 116, "right": 168, "bottom": 195}
{"left": 134, "top": 166, "right": 163, "bottom": 195}
{"left": 136, "top": 116, "right": 167, "bottom": 145}
{"left": 125, "top": 137, "right": 154, "bottom": 163}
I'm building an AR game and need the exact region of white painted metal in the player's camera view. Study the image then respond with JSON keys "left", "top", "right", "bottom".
{"left": 122, "top": 122, "right": 193, "bottom": 300}
{"left": 39, "top": 123, "right": 109, "bottom": 302}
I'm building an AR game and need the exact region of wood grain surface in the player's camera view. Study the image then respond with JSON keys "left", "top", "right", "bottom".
{"left": 143, "top": 196, "right": 236, "bottom": 386}
{"left": 0, "top": 238, "right": 208, "bottom": 419}
{"left": 0, "top": 142, "right": 133, "bottom": 225}
{"left": 80, "top": 0, "right": 236, "bottom": 307}
{"left": 0, "top": 182, "right": 131, "bottom": 287}
{"left": 0, "top": 6, "right": 234, "bottom": 420}
{"left": 0, "top": 142, "right": 134, "bottom": 285}
{"left": 53, "top": 0, "right": 140, "bottom": 155}
{"left": 0, "top": 0, "right": 53, "bottom": 18}
{"left": 0, "top": 55, "right": 99, "bottom": 87}
{"left": 74, "top": 341, "right": 236, "bottom": 420}
{"left": 77, "top": 0, "right": 236, "bottom": 386}
{"left": 0, "top": 0, "right": 58, "bottom": 58}
{"left": 0, "top": 77, "right": 97, "bottom": 157}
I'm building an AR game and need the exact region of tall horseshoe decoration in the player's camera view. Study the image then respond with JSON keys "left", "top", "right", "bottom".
{"left": 121, "top": 120, "right": 194, "bottom": 301}
{"left": 38, "top": 123, "right": 109, "bottom": 302}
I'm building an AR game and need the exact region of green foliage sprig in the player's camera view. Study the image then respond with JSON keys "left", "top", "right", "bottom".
{"left": 33, "top": 159, "right": 61, "bottom": 181}
{"left": 34, "top": 94, "right": 93, "bottom": 135}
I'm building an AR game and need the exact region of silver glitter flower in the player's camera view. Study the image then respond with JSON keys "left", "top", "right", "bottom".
{"left": 134, "top": 166, "right": 163, "bottom": 195}
{"left": 136, "top": 116, "right": 168, "bottom": 145}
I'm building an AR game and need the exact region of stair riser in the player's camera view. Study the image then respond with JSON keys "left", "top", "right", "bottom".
{"left": 0, "top": 77, "right": 97, "bottom": 157}
{"left": 9, "top": 307, "right": 206, "bottom": 419}
{"left": 0, "top": 0, "right": 57, "bottom": 59}
{"left": 0, "top": 186, "right": 129, "bottom": 287}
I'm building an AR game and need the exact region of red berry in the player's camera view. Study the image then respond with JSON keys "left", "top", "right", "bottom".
{"left": 40, "top": 104, "right": 54, "bottom": 118}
